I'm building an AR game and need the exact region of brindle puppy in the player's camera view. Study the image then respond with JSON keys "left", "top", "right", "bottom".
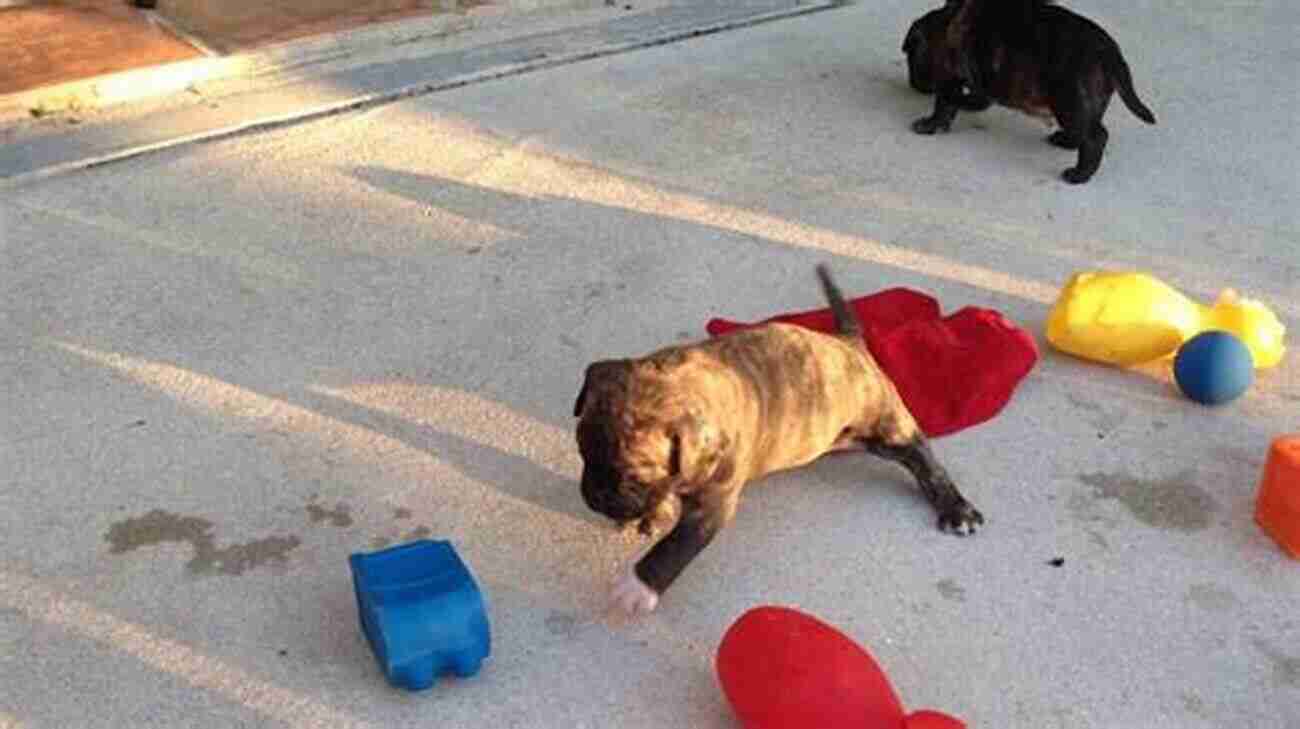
{"left": 912, "top": 0, "right": 1156, "bottom": 184}
{"left": 573, "top": 266, "right": 983, "bottom": 615}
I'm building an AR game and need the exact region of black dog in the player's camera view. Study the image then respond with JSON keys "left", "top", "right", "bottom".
{"left": 911, "top": 0, "right": 1156, "bottom": 184}
{"left": 903, "top": 0, "right": 990, "bottom": 110}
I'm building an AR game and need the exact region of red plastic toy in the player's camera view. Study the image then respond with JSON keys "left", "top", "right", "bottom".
{"left": 716, "top": 606, "right": 964, "bottom": 729}
{"left": 706, "top": 288, "right": 1038, "bottom": 438}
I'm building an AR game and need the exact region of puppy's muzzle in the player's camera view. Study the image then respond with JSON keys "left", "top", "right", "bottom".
{"left": 580, "top": 465, "right": 648, "bottom": 524}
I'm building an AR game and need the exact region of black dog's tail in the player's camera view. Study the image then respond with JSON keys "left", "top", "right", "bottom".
{"left": 815, "top": 264, "right": 862, "bottom": 339}
{"left": 1104, "top": 46, "right": 1156, "bottom": 124}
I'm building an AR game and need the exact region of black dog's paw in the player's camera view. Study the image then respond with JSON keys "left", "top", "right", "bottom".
{"left": 1061, "top": 167, "right": 1094, "bottom": 185}
{"left": 1047, "top": 130, "right": 1080, "bottom": 149}
{"left": 937, "top": 501, "right": 984, "bottom": 535}
{"left": 912, "top": 116, "right": 951, "bottom": 135}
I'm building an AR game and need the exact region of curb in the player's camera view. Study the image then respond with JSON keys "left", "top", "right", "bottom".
{"left": 1, "top": 1, "right": 842, "bottom": 188}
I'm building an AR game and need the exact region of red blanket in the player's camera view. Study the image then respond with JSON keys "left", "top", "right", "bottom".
{"left": 706, "top": 288, "right": 1038, "bottom": 437}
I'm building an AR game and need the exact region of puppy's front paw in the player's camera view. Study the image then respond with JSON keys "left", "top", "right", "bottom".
{"left": 938, "top": 500, "right": 984, "bottom": 536}
{"left": 912, "top": 116, "right": 951, "bottom": 135}
{"left": 610, "top": 563, "right": 659, "bottom": 616}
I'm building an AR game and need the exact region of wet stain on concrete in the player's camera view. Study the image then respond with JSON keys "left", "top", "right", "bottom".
{"left": 1086, "top": 528, "right": 1111, "bottom": 551}
{"left": 1181, "top": 691, "right": 1208, "bottom": 718}
{"left": 1065, "top": 392, "right": 1125, "bottom": 433}
{"left": 405, "top": 525, "right": 432, "bottom": 540}
{"left": 1067, "top": 491, "right": 1118, "bottom": 530}
{"left": 908, "top": 599, "right": 934, "bottom": 615}
{"left": 936, "top": 578, "right": 966, "bottom": 603}
{"left": 1065, "top": 392, "right": 1104, "bottom": 414}
{"left": 1186, "top": 583, "right": 1240, "bottom": 613}
{"left": 106, "top": 509, "right": 300, "bottom": 576}
{"left": 191, "top": 536, "right": 301, "bottom": 576}
{"left": 107, "top": 510, "right": 212, "bottom": 554}
{"left": 544, "top": 610, "right": 579, "bottom": 638}
{"left": 1077, "top": 470, "right": 1217, "bottom": 532}
{"left": 1213, "top": 446, "right": 1264, "bottom": 472}
{"left": 369, "top": 525, "right": 433, "bottom": 551}
{"left": 1252, "top": 639, "right": 1300, "bottom": 689}
{"left": 305, "top": 501, "right": 353, "bottom": 528}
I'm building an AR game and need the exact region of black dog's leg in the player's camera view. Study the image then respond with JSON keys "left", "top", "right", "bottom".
{"left": 1055, "top": 89, "right": 1111, "bottom": 184}
{"left": 860, "top": 434, "right": 984, "bottom": 534}
{"left": 912, "top": 80, "right": 966, "bottom": 134}
{"left": 1063, "top": 121, "right": 1108, "bottom": 184}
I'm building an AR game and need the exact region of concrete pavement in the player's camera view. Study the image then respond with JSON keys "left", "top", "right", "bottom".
{"left": 2, "top": 1, "right": 1298, "bottom": 728}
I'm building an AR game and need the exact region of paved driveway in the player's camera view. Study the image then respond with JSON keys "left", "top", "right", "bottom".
{"left": 2, "top": 2, "right": 1297, "bottom": 727}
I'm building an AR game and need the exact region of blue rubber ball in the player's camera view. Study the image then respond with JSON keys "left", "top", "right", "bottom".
{"left": 1173, "top": 331, "right": 1254, "bottom": 405}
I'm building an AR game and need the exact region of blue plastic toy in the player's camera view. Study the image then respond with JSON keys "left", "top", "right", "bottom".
{"left": 348, "top": 540, "right": 491, "bottom": 691}
{"left": 1173, "top": 330, "right": 1255, "bottom": 405}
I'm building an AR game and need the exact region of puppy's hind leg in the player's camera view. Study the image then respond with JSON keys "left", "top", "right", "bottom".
{"left": 858, "top": 414, "right": 983, "bottom": 534}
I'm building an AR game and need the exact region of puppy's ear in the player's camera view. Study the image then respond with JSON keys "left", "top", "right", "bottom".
{"left": 669, "top": 413, "right": 728, "bottom": 487}
{"left": 573, "top": 359, "right": 629, "bottom": 417}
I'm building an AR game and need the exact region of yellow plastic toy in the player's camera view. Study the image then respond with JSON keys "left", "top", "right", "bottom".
{"left": 1046, "top": 271, "right": 1286, "bottom": 368}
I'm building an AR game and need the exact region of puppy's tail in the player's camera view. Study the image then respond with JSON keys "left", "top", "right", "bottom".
{"left": 815, "top": 264, "right": 862, "bottom": 339}
{"left": 1105, "top": 46, "right": 1156, "bottom": 124}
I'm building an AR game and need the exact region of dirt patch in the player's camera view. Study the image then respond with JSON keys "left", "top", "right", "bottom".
{"left": 157, "top": 0, "right": 489, "bottom": 53}
{"left": 0, "top": 1, "right": 200, "bottom": 96}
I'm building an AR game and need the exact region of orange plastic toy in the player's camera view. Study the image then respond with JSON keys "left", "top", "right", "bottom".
{"left": 1256, "top": 435, "right": 1300, "bottom": 559}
